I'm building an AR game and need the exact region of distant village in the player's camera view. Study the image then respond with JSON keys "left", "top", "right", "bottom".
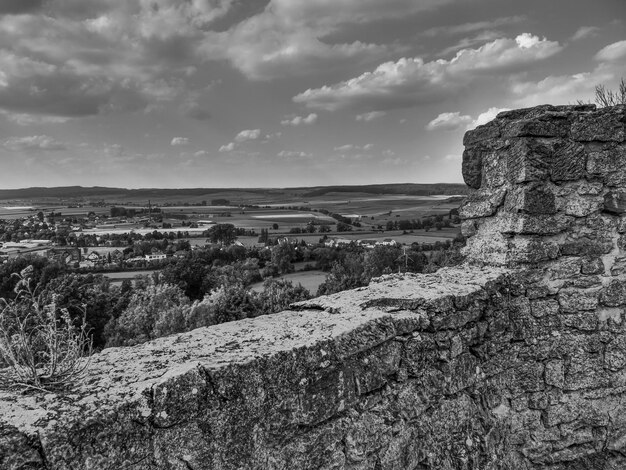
{"left": 0, "top": 205, "right": 416, "bottom": 271}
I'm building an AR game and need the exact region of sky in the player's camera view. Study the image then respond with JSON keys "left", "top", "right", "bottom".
{"left": 0, "top": 0, "right": 624, "bottom": 189}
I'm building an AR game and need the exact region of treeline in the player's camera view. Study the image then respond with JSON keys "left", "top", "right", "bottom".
{"left": 0, "top": 232, "right": 466, "bottom": 352}
{"left": 0, "top": 244, "right": 311, "bottom": 350}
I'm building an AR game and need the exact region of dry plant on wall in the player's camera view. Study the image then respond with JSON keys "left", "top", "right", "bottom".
{"left": 0, "top": 266, "right": 93, "bottom": 391}
{"left": 595, "top": 78, "right": 626, "bottom": 107}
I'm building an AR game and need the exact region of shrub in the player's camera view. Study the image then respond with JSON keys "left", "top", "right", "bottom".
{"left": 0, "top": 268, "right": 93, "bottom": 390}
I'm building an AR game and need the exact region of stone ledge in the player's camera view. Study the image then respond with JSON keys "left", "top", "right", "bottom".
{"left": 0, "top": 266, "right": 508, "bottom": 470}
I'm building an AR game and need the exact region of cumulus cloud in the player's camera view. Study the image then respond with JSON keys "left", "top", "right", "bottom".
{"left": 571, "top": 26, "right": 600, "bottom": 41}
{"left": 4, "top": 135, "right": 67, "bottom": 152}
{"left": 171, "top": 137, "right": 190, "bottom": 146}
{"left": 234, "top": 129, "right": 261, "bottom": 142}
{"left": 219, "top": 142, "right": 236, "bottom": 152}
{"left": 427, "top": 108, "right": 509, "bottom": 132}
{"left": 471, "top": 107, "right": 510, "bottom": 127}
{"left": 356, "top": 111, "right": 386, "bottom": 122}
{"left": 194, "top": 150, "right": 209, "bottom": 157}
{"left": 281, "top": 113, "right": 318, "bottom": 126}
{"left": 293, "top": 33, "right": 563, "bottom": 112}
{"left": 595, "top": 40, "right": 626, "bottom": 62}
{"left": 426, "top": 112, "right": 473, "bottom": 131}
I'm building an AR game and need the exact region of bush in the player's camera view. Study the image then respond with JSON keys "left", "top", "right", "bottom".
{"left": 0, "top": 268, "right": 93, "bottom": 390}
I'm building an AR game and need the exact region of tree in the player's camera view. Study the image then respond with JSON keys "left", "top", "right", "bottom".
{"left": 207, "top": 224, "right": 236, "bottom": 245}
{"left": 258, "top": 279, "right": 310, "bottom": 315}
{"left": 336, "top": 222, "right": 352, "bottom": 232}
{"left": 271, "top": 242, "right": 296, "bottom": 274}
{"left": 106, "top": 281, "right": 191, "bottom": 347}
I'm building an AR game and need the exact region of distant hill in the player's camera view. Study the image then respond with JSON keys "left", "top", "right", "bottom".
{"left": 0, "top": 183, "right": 468, "bottom": 201}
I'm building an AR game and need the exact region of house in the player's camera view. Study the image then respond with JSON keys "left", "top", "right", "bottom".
{"left": 324, "top": 238, "right": 353, "bottom": 248}
{"left": 111, "top": 250, "right": 124, "bottom": 262}
{"left": 145, "top": 253, "right": 167, "bottom": 262}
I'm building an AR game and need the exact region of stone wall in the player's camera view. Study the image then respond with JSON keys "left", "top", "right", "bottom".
{"left": 460, "top": 104, "right": 626, "bottom": 467}
{"left": 2, "top": 104, "right": 626, "bottom": 469}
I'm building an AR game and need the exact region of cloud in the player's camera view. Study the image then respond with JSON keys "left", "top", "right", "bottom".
{"left": 281, "top": 113, "right": 318, "bottom": 126}
{"left": 421, "top": 16, "right": 525, "bottom": 37}
{"left": 471, "top": 107, "right": 510, "bottom": 127}
{"left": 194, "top": 150, "right": 210, "bottom": 157}
{"left": 182, "top": 104, "right": 211, "bottom": 121}
{"left": 219, "top": 142, "right": 236, "bottom": 152}
{"left": 427, "top": 108, "right": 510, "bottom": 132}
{"left": 595, "top": 40, "right": 626, "bottom": 62}
{"left": 571, "top": 26, "right": 600, "bottom": 41}
{"left": 277, "top": 150, "right": 312, "bottom": 158}
{"left": 356, "top": 111, "right": 386, "bottom": 122}
{"left": 426, "top": 112, "right": 473, "bottom": 131}
{"left": 171, "top": 137, "right": 190, "bottom": 146}
{"left": 293, "top": 34, "right": 563, "bottom": 112}
{"left": 234, "top": 129, "right": 261, "bottom": 142}
{"left": 0, "top": 0, "right": 44, "bottom": 15}
{"left": 197, "top": 0, "right": 462, "bottom": 80}
{"left": 0, "top": 1, "right": 233, "bottom": 120}
{"left": 333, "top": 143, "right": 373, "bottom": 152}
{"left": 334, "top": 144, "right": 355, "bottom": 152}
{"left": 509, "top": 41, "right": 626, "bottom": 107}
{"left": 4, "top": 135, "right": 67, "bottom": 152}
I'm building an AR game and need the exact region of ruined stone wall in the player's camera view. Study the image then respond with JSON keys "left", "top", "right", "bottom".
{"left": 460, "top": 104, "right": 626, "bottom": 467}
{"left": 2, "top": 104, "right": 626, "bottom": 470}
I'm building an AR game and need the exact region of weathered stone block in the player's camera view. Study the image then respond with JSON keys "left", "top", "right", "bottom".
{"left": 547, "top": 257, "right": 581, "bottom": 280}
{"left": 462, "top": 148, "right": 483, "bottom": 189}
{"left": 481, "top": 148, "right": 508, "bottom": 187}
{"left": 551, "top": 141, "right": 587, "bottom": 181}
{"left": 506, "top": 139, "right": 554, "bottom": 184}
{"left": 600, "top": 279, "right": 626, "bottom": 307}
{"left": 559, "top": 237, "right": 614, "bottom": 256}
{"left": 505, "top": 185, "right": 556, "bottom": 215}
{"left": 459, "top": 188, "right": 507, "bottom": 219}
{"left": 502, "top": 119, "right": 568, "bottom": 139}
{"left": 605, "top": 337, "right": 626, "bottom": 371}
{"left": 558, "top": 288, "right": 599, "bottom": 312}
{"left": 463, "top": 122, "right": 501, "bottom": 146}
{"left": 481, "top": 213, "right": 570, "bottom": 236}
{"left": 571, "top": 108, "right": 626, "bottom": 142}
{"left": 508, "top": 237, "right": 559, "bottom": 264}
{"left": 530, "top": 299, "right": 560, "bottom": 318}
{"left": 581, "top": 257, "right": 604, "bottom": 275}
{"left": 563, "top": 193, "right": 603, "bottom": 217}
{"left": 604, "top": 190, "right": 626, "bottom": 214}
{"left": 561, "top": 312, "right": 598, "bottom": 331}
{"left": 545, "top": 360, "right": 565, "bottom": 388}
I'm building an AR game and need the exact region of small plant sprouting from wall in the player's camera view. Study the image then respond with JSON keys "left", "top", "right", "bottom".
{"left": 0, "top": 266, "right": 93, "bottom": 391}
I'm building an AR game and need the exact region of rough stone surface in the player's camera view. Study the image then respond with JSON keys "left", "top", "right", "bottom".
{"left": 4, "top": 104, "right": 626, "bottom": 470}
